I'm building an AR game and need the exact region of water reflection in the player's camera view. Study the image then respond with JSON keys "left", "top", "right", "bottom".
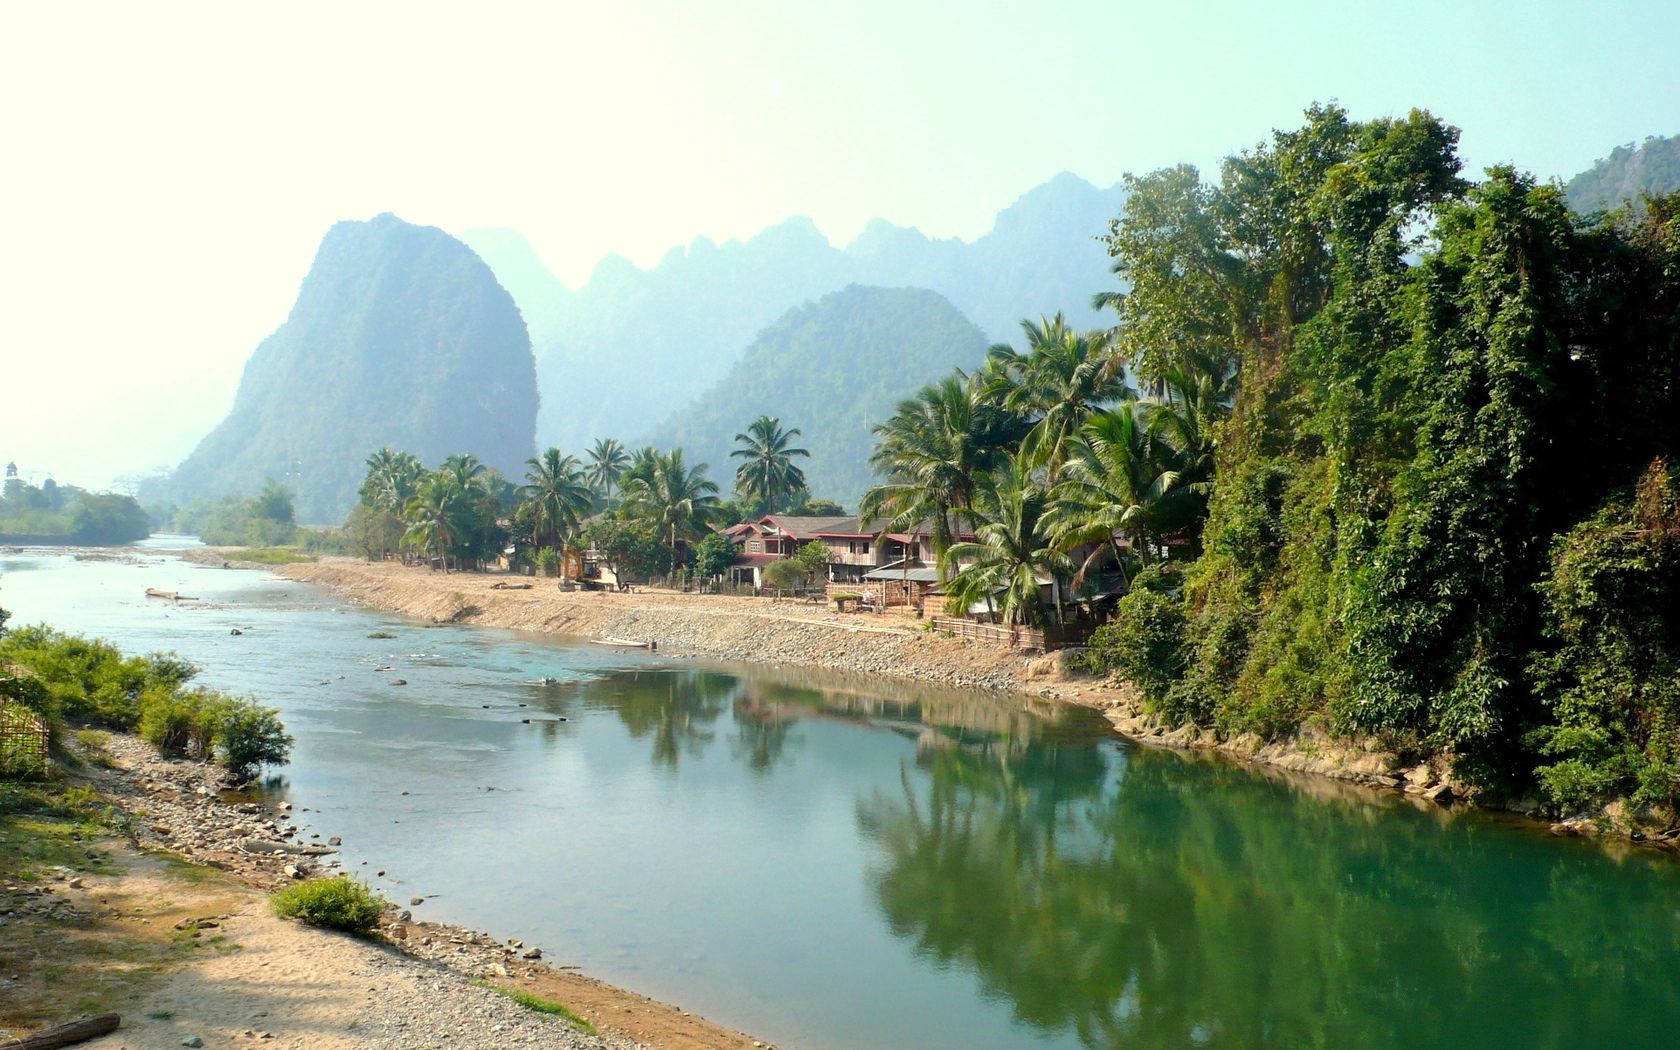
{"left": 857, "top": 740, "right": 1680, "bottom": 1049}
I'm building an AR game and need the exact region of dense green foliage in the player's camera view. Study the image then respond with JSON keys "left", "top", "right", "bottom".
{"left": 463, "top": 174, "right": 1127, "bottom": 453}
{"left": 270, "top": 877, "right": 384, "bottom": 934}
{"left": 0, "top": 476, "right": 149, "bottom": 545}
{"left": 649, "top": 285, "right": 992, "bottom": 506}
{"left": 1077, "top": 104, "right": 1680, "bottom": 811}
{"left": 1565, "top": 133, "right": 1680, "bottom": 214}
{"left": 0, "top": 626, "right": 290, "bottom": 778}
{"left": 154, "top": 214, "right": 537, "bottom": 523}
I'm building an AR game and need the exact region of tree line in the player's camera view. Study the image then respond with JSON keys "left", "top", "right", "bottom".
{"left": 345, "top": 418, "right": 839, "bottom": 583}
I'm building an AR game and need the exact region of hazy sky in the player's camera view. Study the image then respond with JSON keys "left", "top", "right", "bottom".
{"left": 4, "top": 0, "right": 1677, "bottom": 489}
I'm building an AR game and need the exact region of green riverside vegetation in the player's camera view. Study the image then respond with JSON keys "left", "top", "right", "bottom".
{"left": 270, "top": 877, "right": 385, "bottom": 935}
{"left": 1077, "top": 104, "right": 1680, "bottom": 813}
{"left": 0, "top": 621, "right": 291, "bottom": 780}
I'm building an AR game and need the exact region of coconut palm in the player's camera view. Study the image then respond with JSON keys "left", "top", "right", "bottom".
{"left": 940, "top": 456, "right": 1072, "bottom": 627}
{"left": 403, "top": 473, "right": 468, "bottom": 572}
{"left": 440, "top": 453, "right": 486, "bottom": 492}
{"left": 1048, "top": 404, "right": 1187, "bottom": 589}
{"left": 860, "top": 373, "right": 1016, "bottom": 574}
{"left": 731, "top": 415, "right": 810, "bottom": 514}
{"left": 985, "top": 315, "right": 1129, "bottom": 479}
{"left": 360, "top": 448, "right": 423, "bottom": 512}
{"left": 620, "top": 449, "right": 721, "bottom": 561}
{"left": 585, "top": 438, "right": 631, "bottom": 503}
{"left": 521, "top": 448, "right": 594, "bottom": 552}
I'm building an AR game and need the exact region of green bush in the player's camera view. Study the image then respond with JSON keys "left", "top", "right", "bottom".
{"left": 271, "top": 877, "right": 384, "bottom": 934}
{"left": 215, "top": 701, "right": 292, "bottom": 780}
{"left": 1082, "top": 589, "right": 1190, "bottom": 710}
{"left": 0, "top": 626, "right": 197, "bottom": 730}
{"left": 138, "top": 686, "right": 208, "bottom": 757}
{"left": 534, "top": 546, "right": 560, "bottom": 578}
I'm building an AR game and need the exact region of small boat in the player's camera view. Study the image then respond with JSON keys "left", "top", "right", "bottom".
{"left": 145, "top": 587, "right": 197, "bottom": 601}
{"left": 599, "top": 636, "right": 656, "bottom": 650}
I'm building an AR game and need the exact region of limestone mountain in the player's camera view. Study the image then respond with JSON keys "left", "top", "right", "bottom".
{"left": 1565, "top": 133, "right": 1680, "bottom": 213}
{"left": 462, "top": 171, "right": 1126, "bottom": 453}
{"left": 649, "top": 285, "right": 990, "bottom": 507}
{"left": 160, "top": 214, "right": 537, "bottom": 523}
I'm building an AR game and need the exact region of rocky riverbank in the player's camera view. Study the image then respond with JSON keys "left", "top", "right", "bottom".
{"left": 3, "top": 730, "right": 768, "bottom": 1050}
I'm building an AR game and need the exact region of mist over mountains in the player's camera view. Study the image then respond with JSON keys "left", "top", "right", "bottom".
{"left": 462, "top": 172, "right": 1127, "bottom": 455}
{"left": 649, "top": 285, "right": 991, "bottom": 506}
{"left": 152, "top": 214, "right": 536, "bottom": 522}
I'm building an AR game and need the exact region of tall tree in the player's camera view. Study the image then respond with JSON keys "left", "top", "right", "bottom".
{"left": 984, "top": 315, "right": 1128, "bottom": 479}
{"left": 585, "top": 438, "right": 631, "bottom": 503}
{"left": 620, "top": 449, "right": 721, "bottom": 562}
{"left": 861, "top": 373, "right": 1015, "bottom": 573}
{"left": 941, "top": 456, "right": 1072, "bottom": 627}
{"left": 521, "top": 448, "right": 594, "bottom": 551}
{"left": 731, "top": 415, "right": 810, "bottom": 514}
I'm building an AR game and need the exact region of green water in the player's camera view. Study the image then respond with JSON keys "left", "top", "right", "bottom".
{"left": 3, "top": 544, "right": 1678, "bottom": 1048}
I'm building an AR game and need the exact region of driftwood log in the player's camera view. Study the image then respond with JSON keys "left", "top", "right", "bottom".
{"left": 0, "top": 1013, "right": 120, "bottom": 1049}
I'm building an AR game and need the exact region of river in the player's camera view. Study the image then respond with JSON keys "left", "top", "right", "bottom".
{"left": 3, "top": 543, "right": 1679, "bottom": 1049}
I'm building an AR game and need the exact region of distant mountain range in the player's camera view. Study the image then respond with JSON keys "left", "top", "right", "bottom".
{"left": 1565, "top": 133, "right": 1680, "bottom": 213}
{"left": 649, "top": 285, "right": 991, "bottom": 506}
{"left": 152, "top": 214, "right": 536, "bottom": 523}
{"left": 461, "top": 172, "right": 1128, "bottom": 456}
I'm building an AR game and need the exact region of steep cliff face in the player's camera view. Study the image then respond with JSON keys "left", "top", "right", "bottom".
{"left": 163, "top": 214, "right": 537, "bottom": 522}
{"left": 650, "top": 285, "right": 990, "bottom": 507}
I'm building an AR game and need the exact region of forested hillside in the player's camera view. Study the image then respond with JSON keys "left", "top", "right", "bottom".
{"left": 650, "top": 286, "right": 990, "bottom": 506}
{"left": 462, "top": 173, "right": 1126, "bottom": 451}
{"left": 1565, "top": 133, "right": 1680, "bottom": 213}
{"left": 154, "top": 214, "right": 537, "bottom": 522}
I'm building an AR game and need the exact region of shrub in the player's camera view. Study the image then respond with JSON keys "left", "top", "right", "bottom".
{"left": 763, "top": 558, "right": 809, "bottom": 592}
{"left": 138, "top": 686, "right": 217, "bottom": 758}
{"left": 1082, "top": 588, "right": 1190, "bottom": 709}
{"left": 215, "top": 700, "right": 292, "bottom": 780}
{"left": 271, "top": 877, "right": 384, "bottom": 934}
{"left": 534, "top": 547, "right": 560, "bottom": 578}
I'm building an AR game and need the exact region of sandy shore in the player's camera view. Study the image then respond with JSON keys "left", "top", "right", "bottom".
{"left": 1, "top": 730, "right": 766, "bottom": 1050}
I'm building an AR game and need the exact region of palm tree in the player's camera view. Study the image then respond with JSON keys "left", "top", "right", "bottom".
{"left": 403, "top": 473, "right": 468, "bottom": 572}
{"left": 585, "top": 438, "right": 631, "bottom": 503}
{"left": 440, "top": 453, "right": 486, "bottom": 492}
{"left": 620, "top": 449, "right": 721, "bottom": 562}
{"left": 521, "top": 448, "right": 594, "bottom": 551}
{"left": 940, "top": 456, "right": 1072, "bottom": 627}
{"left": 360, "top": 448, "right": 423, "bottom": 513}
{"left": 731, "top": 415, "right": 810, "bottom": 514}
{"left": 1047, "top": 404, "right": 1186, "bottom": 589}
{"left": 860, "top": 374, "right": 1010, "bottom": 575}
{"left": 985, "top": 315, "right": 1129, "bottom": 479}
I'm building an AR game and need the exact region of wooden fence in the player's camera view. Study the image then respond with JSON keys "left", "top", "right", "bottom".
{"left": 927, "top": 617, "right": 1095, "bottom": 651}
{"left": 0, "top": 700, "right": 49, "bottom": 779}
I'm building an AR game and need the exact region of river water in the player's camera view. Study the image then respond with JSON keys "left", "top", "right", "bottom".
{"left": 3, "top": 543, "right": 1679, "bottom": 1049}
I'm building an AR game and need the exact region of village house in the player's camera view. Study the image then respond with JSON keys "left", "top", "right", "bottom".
{"left": 720, "top": 513, "right": 981, "bottom": 610}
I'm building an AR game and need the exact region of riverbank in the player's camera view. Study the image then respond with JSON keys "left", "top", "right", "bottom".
{"left": 254, "top": 554, "right": 1675, "bottom": 846}
{"left": 0, "top": 730, "right": 766, "bottom": 1049}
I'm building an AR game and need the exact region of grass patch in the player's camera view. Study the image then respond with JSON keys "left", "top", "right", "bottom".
{"left": 271, "top": 876, "right": 384, "bottom": 934}
{"left": 472, "top": 982, "right": 596, "bottom": 1034}
{"left": 367, "top": 631, "right": 397, "bottom": 639}
{"left": 233, "top": 546, "right": 316, "bottom": 565}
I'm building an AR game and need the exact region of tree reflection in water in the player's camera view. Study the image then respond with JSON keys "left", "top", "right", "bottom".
{"left": 857, "top": 740, "right": 1680, "bottom": 1049}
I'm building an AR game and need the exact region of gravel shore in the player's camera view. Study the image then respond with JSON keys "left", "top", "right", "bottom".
{"left": 33, "top": 732, "right": 768, "bottom": 1050}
